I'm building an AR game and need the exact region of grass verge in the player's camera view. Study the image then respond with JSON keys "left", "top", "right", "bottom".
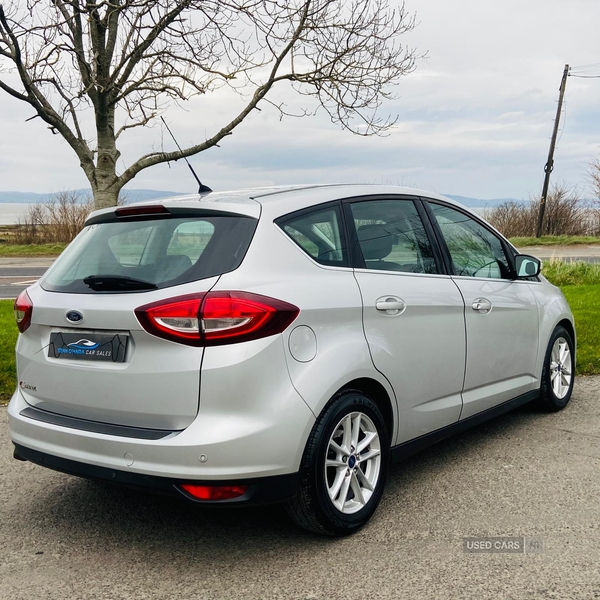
{"left": 541, "top": 261, "right": 600, "bottom": 376}
{"left": 560, "top": 285, "right": 600, "bottom": 375}
{"left": 511, "top": 235, "right": 600, "bottom": 247}
{"left": 0, "top": 243, "right": 66, "bottom": 257}
{"left": 542, "top": 260, "right": 600, "bottom": 287}
{"left": 0, "top": 261, "right": 598, "bottom": 405}
{"left": 0, "top": 301, "right": 17, "bottom": 404}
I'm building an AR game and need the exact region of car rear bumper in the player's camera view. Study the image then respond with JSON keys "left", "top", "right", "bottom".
{"left": 13, "top": 443, "right": 299, "bottom": 505}
{"left": 8, "top": 381, "right": 314, "bottom": 482}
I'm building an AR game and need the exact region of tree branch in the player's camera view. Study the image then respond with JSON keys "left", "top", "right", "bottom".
{"left": 0, "top": 5, "right": 94, "bottom": 177}
{"left": 117, "top": 0, "right": 312, "bottom": 187}
{"left": 111, "top": 2, "right": 189, "bottom": 95}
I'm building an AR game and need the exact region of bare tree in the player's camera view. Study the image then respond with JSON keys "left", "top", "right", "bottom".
{"left": 15, "top": 190, "right": 93, "bottom": 243}
{"left": 591, "top": 158, "right": 600, "bottom": 200}
{"left": 485, "top": 183, "right": 590, "bottom": 238}
{"left": 589, "top": 159, "right": 600, "bottom": 235}
{"left": 0, "top": 0, "right": 419, "bottom": 209}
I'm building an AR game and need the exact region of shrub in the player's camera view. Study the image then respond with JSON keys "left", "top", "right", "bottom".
{"left": 14, "top": 190, "right": 126, "bottom": 245}
{"left": 14, "top": 191, "right": 93, "bottom": 244}
{"left": 485, "top": 184, "right": 592, "bottom": 238}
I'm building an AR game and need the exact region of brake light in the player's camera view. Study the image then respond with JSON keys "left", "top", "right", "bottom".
{"left": 14, "top": 290, "right": 33, "bottom": 333}
{"left": 135, "top": 291, "right": 299, "bottom": 347}
{"left": 202, "top": 292, "right": 299, "bottom": 345}
{"left": 180, "top": 484, "right": 248, "bottom": 501}
{"left": 115, "top": 205, "right": 169, "bottom": 218}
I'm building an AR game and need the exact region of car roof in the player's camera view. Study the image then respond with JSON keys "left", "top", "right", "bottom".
{"left": 86, "top": 184, "right": 473, "bottom": 224}
{"left": 248, "top": 184, "right": 462, "bottom": 218}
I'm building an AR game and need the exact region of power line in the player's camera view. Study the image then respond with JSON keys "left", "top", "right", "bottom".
{"left": 570, "top": 62, "right": 600, "bottom": 70}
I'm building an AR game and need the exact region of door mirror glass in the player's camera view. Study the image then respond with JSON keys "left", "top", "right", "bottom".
{"left": 515, "top": 254, "right": 541, "bottom": 278}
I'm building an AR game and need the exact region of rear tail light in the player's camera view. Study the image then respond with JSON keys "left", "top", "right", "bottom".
{"left": 135, "top": 294, "right": 204, "bottom": 346}
{"left": 180, "top": 484, "right": 248, "bottom": 501}
{"left": 135, "top": 291, "right": 299, "bottom": 347}
{"left": 14, "top": 290, "right": 33, "bottom": 333}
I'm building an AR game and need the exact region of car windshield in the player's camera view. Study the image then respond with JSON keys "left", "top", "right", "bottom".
{"left": 41, "top": 213, "right": 257, "bottom": 293}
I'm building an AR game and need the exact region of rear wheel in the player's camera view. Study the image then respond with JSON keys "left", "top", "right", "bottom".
{"left": 538, "top": 326, "right": 575, "bottom": 412}
{"left": 286, "top": 390, "right": 389, "bottom": 536}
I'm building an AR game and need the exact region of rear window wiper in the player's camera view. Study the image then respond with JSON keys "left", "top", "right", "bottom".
{"left": 83, "top": 275, "right": 158, "bottom": 291}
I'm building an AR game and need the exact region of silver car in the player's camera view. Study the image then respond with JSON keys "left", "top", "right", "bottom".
{"left": 8, "top": 185, "right": 575, "bottom": 536}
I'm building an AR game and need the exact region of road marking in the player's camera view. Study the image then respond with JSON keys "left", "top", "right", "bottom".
{"left": 11, "top": 279, "right": 39, "bottom": 285}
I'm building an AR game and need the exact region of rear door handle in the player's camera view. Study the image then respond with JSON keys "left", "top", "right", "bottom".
{"left": 472, "top": 297, "right": 492, "bottom": 313}
{"left": 375, "top": 297, "right": 406, "bottom": 315}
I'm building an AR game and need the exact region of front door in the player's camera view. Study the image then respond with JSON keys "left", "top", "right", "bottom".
{"left": 426, "top": 201, "right": 539, "bottom": 419}
{"left": 346, "top": 197, "right": 466, "bottom": 445}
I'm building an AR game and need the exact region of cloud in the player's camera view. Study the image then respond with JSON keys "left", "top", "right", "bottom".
{"left": 1, "top": 0, "right": 600, "bottom": 199}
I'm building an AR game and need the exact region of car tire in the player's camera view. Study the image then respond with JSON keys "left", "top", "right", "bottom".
{"left": 286, "top": 389, "right": 389, "bottom": 536}
{"left": 537, "top": 325, "right": 575, "bottom": 412}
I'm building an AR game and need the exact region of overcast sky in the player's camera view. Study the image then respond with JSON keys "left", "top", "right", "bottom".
{"left": 1, "top": 0, "right": 600, "bottom": 200}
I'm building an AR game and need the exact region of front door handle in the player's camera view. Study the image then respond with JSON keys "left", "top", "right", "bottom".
{"left": 375, "top": 297, "right": 406, "bottom": 315}
{"left": 472, "top": 297, "right": 492, "bottom": 313}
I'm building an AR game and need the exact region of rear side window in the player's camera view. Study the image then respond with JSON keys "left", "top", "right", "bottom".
{"left": 349, "top": 199, "right": 439, "bottom": 274}
{"left": 278, "top": 205, "right": 348, "bottom": 267}
{"left": 41, "top": 214, "right": 257, "bottom": 293}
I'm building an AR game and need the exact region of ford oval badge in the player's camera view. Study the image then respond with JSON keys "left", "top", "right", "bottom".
{"left": 66, "top": 310, "right": 84, "bottom": 324}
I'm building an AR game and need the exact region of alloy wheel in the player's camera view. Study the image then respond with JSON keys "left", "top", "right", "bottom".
{"left": 325, "top": 411, "right": 382, "bottom": 514}
{"left": 550, "top": 336, "right": 572, "bottom": 400}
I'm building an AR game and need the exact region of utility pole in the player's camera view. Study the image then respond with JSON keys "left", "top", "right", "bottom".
{"left": 535, "top": 64, "right": 570, "bottom": 238}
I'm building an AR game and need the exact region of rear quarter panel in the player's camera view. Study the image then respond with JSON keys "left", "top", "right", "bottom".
{"left": 214, "top": 215, "right": 400, "bottom": 440}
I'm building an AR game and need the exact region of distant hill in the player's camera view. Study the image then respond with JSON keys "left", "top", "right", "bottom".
{"left": 444, "top": 195, "right": 526, "bottom": 208}
{"left": 0, "top": 189, "right": 185, "bottom": 204}
{"left": 0, "top": 188, "right": 527, "bottom": 207}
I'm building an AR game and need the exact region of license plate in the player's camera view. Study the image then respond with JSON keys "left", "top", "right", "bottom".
{"left": 48, "top": 332, "right": 128, "bottom": 363}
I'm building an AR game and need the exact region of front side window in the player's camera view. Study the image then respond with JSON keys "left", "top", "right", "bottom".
{"left": 278, "top": 205, "right": 347, "bottom": 267}
{"left": 349, "top": 199, "right": 438, "bottom": 274}
{"left": 428, "top": 203, "right": 511, "bottom": 279}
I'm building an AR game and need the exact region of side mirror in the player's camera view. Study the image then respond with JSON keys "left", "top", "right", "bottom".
{"left": 514, "top": 254, "right": 541, "bottom": 279}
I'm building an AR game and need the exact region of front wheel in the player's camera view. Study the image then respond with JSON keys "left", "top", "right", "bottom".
{"left": 286, "top": 390, "right": 389, "bottom": 536}
{"left": 538, "top": 326, "right": 575, "bottom": 412}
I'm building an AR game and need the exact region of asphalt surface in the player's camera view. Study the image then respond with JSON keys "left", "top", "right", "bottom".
{"left": 523, "top": 245, "right": 600, "bottom": 264}
{"left": 0, "top": 259, "right": 53, "bottom": 299}
{"left": 1, "top": 377, "right": 600, "bottom": 599}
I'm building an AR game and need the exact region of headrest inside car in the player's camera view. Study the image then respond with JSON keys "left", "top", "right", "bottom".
{"left": 357, "top": 225, "right": 394, "bottom": 260}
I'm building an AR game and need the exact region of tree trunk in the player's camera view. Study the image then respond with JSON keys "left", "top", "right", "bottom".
{"left": 93, "top": 100, "right": 121, "bottom": 211}
{"left": 93, "top": 187, "right": 120, "bottom": 210}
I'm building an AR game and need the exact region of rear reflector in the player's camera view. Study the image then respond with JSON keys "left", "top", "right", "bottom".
{"left": 14, "top": 290, "right": 33, "bottom": 333}
{"left": 180, "top": 484, "right": 248, "bottom": 501}
{"left": 135, "top": 291, "right": 299, "bottom": 347}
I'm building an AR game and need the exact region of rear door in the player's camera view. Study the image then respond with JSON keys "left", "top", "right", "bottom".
{"left": 424, "top": 201, "right": 539, "bottom": 419}
{"left": 17, "top": 209, "right": 257, "bottom": 430}
{"left": 345, "top": 197, "right": 466, "bottom": 445}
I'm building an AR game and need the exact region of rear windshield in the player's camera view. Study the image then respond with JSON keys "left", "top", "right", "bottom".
{"left": 41, "top": 213, "right": 257, "bottom": 293}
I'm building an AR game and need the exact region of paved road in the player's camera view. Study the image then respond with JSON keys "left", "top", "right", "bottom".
{"left": 2, "top": 377, "right": 600, "bottom": 599}
{"left": 523, "top": 245, "right": 600, "bottom": 264}
{"left": 0, "top": 260, "right": 53, "bottom": 299}
{"left": 0, "top": 267, "right": 48, "bottom": 299}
